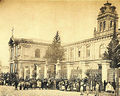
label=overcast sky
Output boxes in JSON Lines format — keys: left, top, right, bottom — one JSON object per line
{"left": 0, "top": 0, "right": 120, "bottom": 66}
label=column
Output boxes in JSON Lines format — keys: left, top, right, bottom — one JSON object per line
{"left": 24, "top": 67, "right": 26, "bottom": 79}
{"left": 101, "top": 60, "right": 111, "bottom": 83}
{"left": 44, "top": 61, "right": 48, "bottom": 79}
{"left": 67, "top": 63, "right": 71, "bottom": 80}
{"left": 18, "top": 64, "right": 22, "bottom": 78}
{"left": 30, "top": 65, "right": 33, "bottom": 78}
{"left": 10, "top": 63, "right": 13, "bottom": 73}
{"left": 83, "top": 45, "right": 86, "bottom": 60}
{"left": 19, "top": 68, "right": 22, "bottom": 78}
{"left": 9, "top": 63, "right": 11, "bottom": 73}
{"left": 36, "top": 65, "right": 40, "bottom": 79}
{"left": 81, "top": 62, "right": 87, "bottom": 79}
{"left": 56, "top": 60, "right": 61, "bottom": 79}
{"left": 13, "top": 63, "right": 15, "bottom": 73}
{"left": 24, "top": 67, "right": 29, "bottom": 79}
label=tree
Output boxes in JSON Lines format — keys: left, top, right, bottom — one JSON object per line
{"left": 103, "top": 20, "right": 120, "bottom": 95}
{"left": 45, "top": 31, "right": 65, "bottom": 63}
{"left": 103, "top": 20, "right": 120, "bottom": 68}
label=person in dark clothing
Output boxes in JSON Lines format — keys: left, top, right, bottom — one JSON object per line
{"left": 14, "top": 79, "right": 19, "bottom": 90}
{"left": 44, "top": 80, "right": 47, "bottom": 89}
{"left": 104, "top": 80, "right": 107, "bottom": 91}
{"left": 41, "top": 80, "right": 44, "bottom": 89}
{"left": 65, "top": 80, "right": 69, "bottom": 91}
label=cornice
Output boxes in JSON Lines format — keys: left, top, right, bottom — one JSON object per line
{"left": 12, "top": 38, "right": 50, "bottom": 46}
{"left": 63, "top": 32, "right": 120, "bottom": 47}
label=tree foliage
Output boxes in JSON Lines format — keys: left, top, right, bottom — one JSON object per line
{"left": 103, "top": 21, "right": 120, "bottom": 68}
{"left": 45, "top": 31, "right": 65, "bottom": 63}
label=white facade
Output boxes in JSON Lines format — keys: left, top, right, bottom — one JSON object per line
{"left": 62, "top": 2, "right": 120, "bottom": 80}
{"left": 9, "top": 38, "right": 49, "bottom": 79}
{"left": 9, "top": 2, "right": 120, "bottom": 81}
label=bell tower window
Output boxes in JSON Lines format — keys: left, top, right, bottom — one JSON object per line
{"left": 103, "top": 21, "right": 106, "bottom": 31}
{"left": 100, "top": 22, "right": 102, "bottom": 32}
{"left": 110, "top": 21, "right": 112, "bottom": 28}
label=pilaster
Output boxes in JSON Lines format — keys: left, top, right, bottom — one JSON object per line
{"left": 101, "top": 60, "right": 111, "bottom": 82}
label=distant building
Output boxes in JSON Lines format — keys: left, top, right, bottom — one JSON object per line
{"left": 0, "top": 61, "right": 9, "bottom": 73}
{"left": 1, "top": 66, "right": 9, "bottom": 73}
{"left": 8, "top": 2, "right": 120, "bottom": 81}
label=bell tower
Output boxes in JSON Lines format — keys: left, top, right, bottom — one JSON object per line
{"left": 94, "top": 2, "right": 119, "bottom": 37}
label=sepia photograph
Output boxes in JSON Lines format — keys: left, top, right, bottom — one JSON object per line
{"left": 0, "top": 0, "right": 120, "bottom": 96}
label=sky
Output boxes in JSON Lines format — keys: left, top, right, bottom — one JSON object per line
{"left": 0, "top": 0, "right": 120, "bottom": 66}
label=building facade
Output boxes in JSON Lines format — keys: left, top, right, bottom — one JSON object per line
{"left": 63, "top": 2, "right": 120, "bottom": 80}
{"left": 0, "top": 66, "right": 9, "bottom": 73}
{"left": 9, "top": 38, "right": 49, "bottom": 79}
{"left": 9, "top": 2, "right": 120, "bottom": 81}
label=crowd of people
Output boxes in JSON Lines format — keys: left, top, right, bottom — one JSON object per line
{"left": 0, "top": 72, "right": 115, "bottom": 94}
{"left": 1, "top": 77, "right": 99, "bottom": 92}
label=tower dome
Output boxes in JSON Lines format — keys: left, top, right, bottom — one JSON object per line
{"left": 98, "top": 2, "right": 117, "bottom": 15}
{"left": 94, "top": 2, "right": 119, "bottom": 38}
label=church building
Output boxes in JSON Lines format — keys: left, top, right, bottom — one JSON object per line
{"left": 8, "top": 2, "right": 120, "bottom": 82}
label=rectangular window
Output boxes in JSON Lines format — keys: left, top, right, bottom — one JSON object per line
{"left": 78, "top": 50, "right": 81, "bottom": 57}
{"left": 103, "top": 21, "right": 106, "bottom": 31}
{"left": 98, "top": 64, "right": 102, "bottom": 70}
{"left": 35, "top": 49, "right": 40, "bottom": 58}
{"left": 100, "top": 22, "right": 102, "bottom": 32}
{"left": 86, "top": 45, "right": 90, "bottom": 58}
{"left": 14, "top": 64, "right": 17, "bottom": 73}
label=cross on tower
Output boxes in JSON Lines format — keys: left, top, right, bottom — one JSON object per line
{"left": 11, "top": 27, "right": 14, "bottom": 38}
{"left": 107, "top": 0, "right": 109, "bottom": 3}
